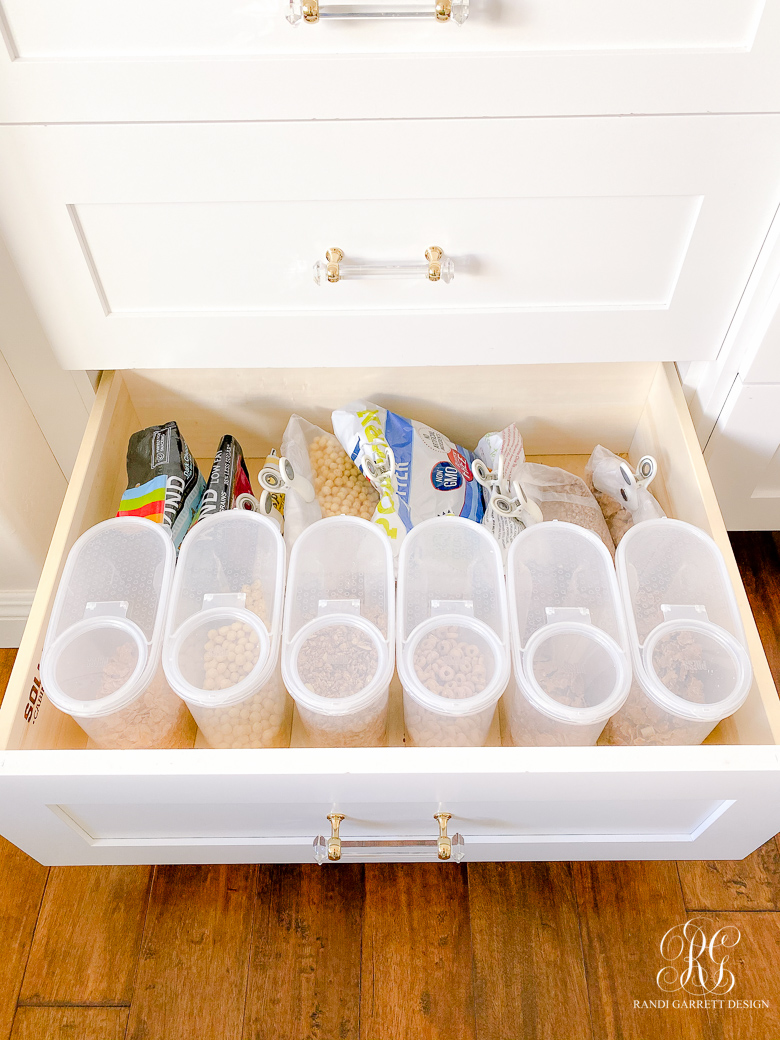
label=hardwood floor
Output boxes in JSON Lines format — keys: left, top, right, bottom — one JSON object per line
{"left": 1, "top": 531, "right": 780, "bottom": 1038}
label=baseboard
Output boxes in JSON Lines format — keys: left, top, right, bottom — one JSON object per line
{"left": 0, "top": 590, "right": 35, "bottom": 648}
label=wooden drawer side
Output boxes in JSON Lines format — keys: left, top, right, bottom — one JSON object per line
{"left": 631, "top": 363, "right": 780, "bottom": 745}
{"left": 0, "top": 371, "right": 137, "bottom": 752}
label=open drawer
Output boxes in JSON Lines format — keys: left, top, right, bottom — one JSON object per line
{"left": 2, "top": 361, "right": 780, "bottom": 866}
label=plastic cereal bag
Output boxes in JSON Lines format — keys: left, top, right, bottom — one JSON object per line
{"left": 280, "top": 414, "right": 379, "bottom": 551}
{"left": 475, "top": 423, "right": 526, "bottom": 478}
{"left": 474, "top": 423, "right": 533, "bottom": 564}
{"left": 585, "top": 444, "right": 665, "bottom": 546}
{"left": 332, "top": 401, "right": 484, "bottom": 559}
{"left": 515, "top": 461, "right": 616, "bottom": 558}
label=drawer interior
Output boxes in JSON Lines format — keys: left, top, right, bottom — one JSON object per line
{"left": 4, "top": 360, "right": 779, "bottom": 754}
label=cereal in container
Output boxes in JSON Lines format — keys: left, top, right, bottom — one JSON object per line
{"left": 163, "top": 511, "right": 292, "bottom": 749}
{"left": 397, "top": 516, "right": 510, "bottom": 747}
{"left": 600, "top": 519, "right": 752, "bottom": 746}
{"left": 282, "top": 516, "right": 394, "bottom": 748}
{"left": 40, "top": 517, "right": 195, "bottom": 750}
{"left": 506, "top": 521, "right": 631, "bottom": 746}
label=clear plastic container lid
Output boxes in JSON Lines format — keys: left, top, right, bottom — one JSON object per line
{"left": 507, "top": 521, "right": 631, "bottom": 725}
{"left": 617, "top": 518, "right": 753, "bottom": 721}
{"left": 41, "top": 517, "right": 176, "bottom": 718}
{"left": 397, "top": 516, "right": 510, "bottom": 717}
{"left": 281, "top": 516, "right": 394, "bottom": 715}
{"left": 163, "top": 511, "right": 285, "bottom": 709}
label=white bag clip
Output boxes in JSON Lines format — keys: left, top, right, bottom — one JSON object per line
{"left": 635, "top": 455, "right": 658, "bottom": 490}
{"left": 362, "top": 445, "right": 396, "bottom": 489}
{"left": 234, "top": 492, "right": 261, "bottom": 512}
{"left": 258, "top": 452, "right": 315, "bottom": 503}
{"left": 605, "top": 455, "right": 658, "bottom": 512}
{"left": 474, "top": 456, "right": 542, "bottom": 528}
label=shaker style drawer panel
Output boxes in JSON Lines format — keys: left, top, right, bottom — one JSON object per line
{"left": 74, "top": 196, "right": 700, "bottom": 315}
{"left": 1, "top": 362, "right": 780, "bottom": 866}
{"left": 0, "top": 0, "right": 763, "bottom": 58}
{"left": 1, "top": 118, "right": 779, "bottom": 369}
{"left": 1, "top": 1, "right": 779, "bottom": 120}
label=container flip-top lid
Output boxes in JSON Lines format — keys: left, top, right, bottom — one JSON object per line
{"left": 163, "top": 510, "right": 285, "bottom": 708}
{"left": 506, "top": 521, "right": 630, "bottom": 724}
{"left": 41, "top": 516, "right": 175, "bottom": 718}
{"left": 281, "top": 516, "right": 394, "bottom": 715}
{"left": 397, "top": 516, "right": 510, "bottom": 715}
{"left": 617, "top": 518, "right": 752, "bottom": 720}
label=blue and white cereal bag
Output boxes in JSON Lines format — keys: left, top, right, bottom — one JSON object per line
{"left": 332, "top": 401, "right": 484, "bottom": 560}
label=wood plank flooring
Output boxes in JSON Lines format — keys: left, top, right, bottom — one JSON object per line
{"left": 1, "top": 530, "right": 780, "bottom": 1039}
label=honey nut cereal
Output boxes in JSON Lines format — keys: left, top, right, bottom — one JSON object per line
{"left": 309, "top": 433, "right": 378, "bottom": 521}
{"left": 405, "top": 625, "right": 495, "bottom": 747}
{"left": 412, "top": 625, "right": 488, "bottom": 700}
{"left": 403, "top": 693, "right": 496, "bottom": 748}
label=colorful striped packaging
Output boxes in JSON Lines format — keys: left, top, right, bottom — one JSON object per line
{"left": 117, "top": 421, "right": 205, "bottom": 548}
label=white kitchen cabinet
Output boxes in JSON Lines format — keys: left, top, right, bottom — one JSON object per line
{"left": 1, "top": 1, "right": 780, "bottom": 121}
{"left": 1, "top": 361, "right": 780, "bottom": 866}
{"left": 0, "top": 0, "right": 778, "bottom": 871}
{"left": 0, "top": 117, "right": 779, "bottom": 371}
{"left": 691, "top": 210, "right": 780, "bottom": 529}
{"left": 705, "top": 381, "right": 780, "bottom": 530}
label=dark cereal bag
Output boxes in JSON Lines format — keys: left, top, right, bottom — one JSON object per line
{"left": 117, "top": 421, "right": 205, "bottom": 548}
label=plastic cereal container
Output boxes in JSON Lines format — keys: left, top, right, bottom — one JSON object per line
{"left": 601, "top": 518, "right": 753, "bottom": 746}
{"left": 281, "top": 516, "right": 394, "bottom": 747}
{"left": 397, "top": 516, "right": 510, "bottom": 747}
{"left": 506, "top": 522, "right": 631, "bottom": 746}
{"left": 163, "top": 511, "right": 292, "bottom": 749}
{"left": 40, "top": 517, "right": 195, "bottom": 750}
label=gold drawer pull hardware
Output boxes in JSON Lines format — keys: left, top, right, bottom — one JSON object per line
{"left": 313, "top": 246, "right": 454, "bottom": 285}
{"left": 326, "top": 812, "right": 345, "bottom": 861}
{"left": 314, "top": 811, "right": 465, "bottom": 863}
{"left": 325, "top": 247, "right": 343, "bottom": 283}
{"left": 434, "top": 811, "right": 453, "bottom": 860}
{"left": 289, "top": 0, "right": 468, "bottom": 26}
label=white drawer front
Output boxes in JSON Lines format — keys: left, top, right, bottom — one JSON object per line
{"left": 1, "top": 118, "right": 779, "bottom": 369}
{"left": 1, "top": 1, "right": 779, "bottom": 120}
{"left": 0, "top": 0, "right": 763, "bottom": 58}
{"left": 2, "top": 747, "right": 780, "bottom": 866}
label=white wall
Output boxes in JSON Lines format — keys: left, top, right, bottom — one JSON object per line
{"left": 0, "top": 351, "right": 68, "bottom": 643}
{"left": 0, "top": 233, "right": 91, "bottom": 645}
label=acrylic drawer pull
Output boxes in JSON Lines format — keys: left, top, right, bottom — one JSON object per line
{"left": 314, "top": 811, "right": 465, "bottom": 862}
{"left": 289, "top": 0, "right": 468, "bottom": 25}
{"left": 313, "top": 246, "right": 454, "bottom": 284}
